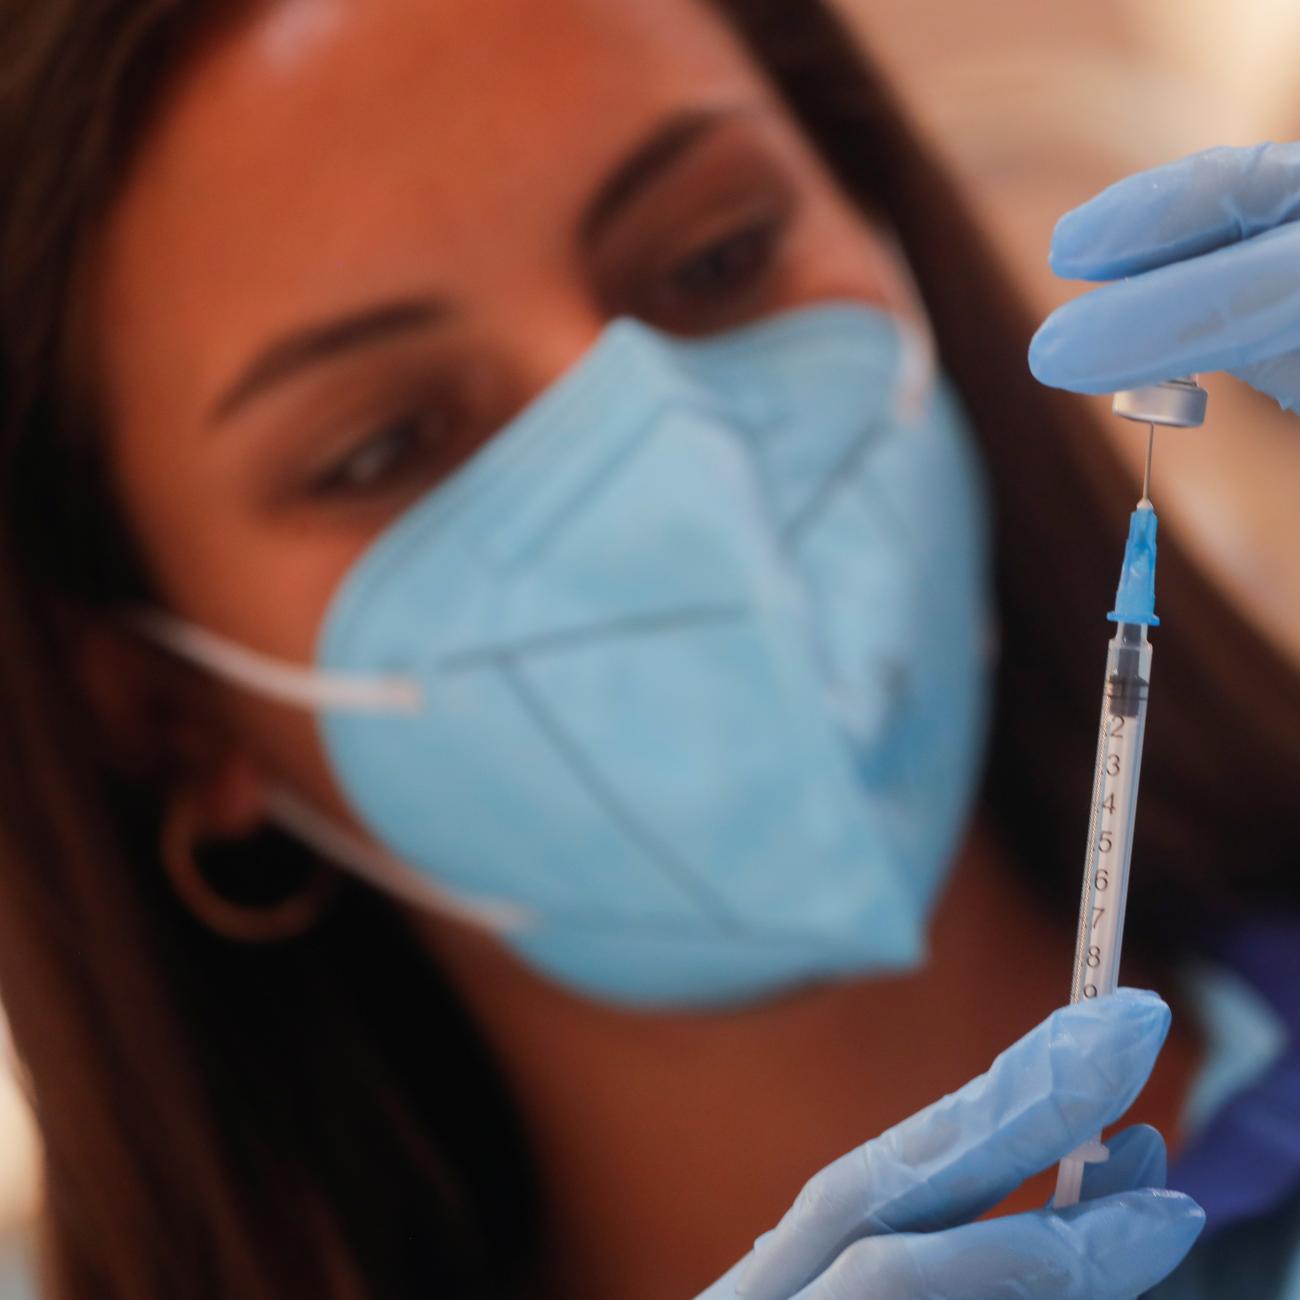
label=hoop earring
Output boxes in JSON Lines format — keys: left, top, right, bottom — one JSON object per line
{"left": 161, "top": 792, "right": 339, "bottom": 944}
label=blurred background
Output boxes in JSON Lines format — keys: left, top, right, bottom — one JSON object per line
{"left": 850, "top": 0, "right": 1300, "bottom": 671}
{"left": 0, "top": 1017, "right": 36, "bottom": 1297}
{"left": 2, "top": 1, "right": 1298, "bottom": 1290}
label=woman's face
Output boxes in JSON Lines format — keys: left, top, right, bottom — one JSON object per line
{"left": 93, "top": 0, "right": 914, "bottom": 837}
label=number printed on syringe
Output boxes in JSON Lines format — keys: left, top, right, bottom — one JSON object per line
{"left": 1071, "top": 646, "right": 1148, "bottom": 1010}
{"left": 1081, "top": 707, "right": 1135, "bottom": 999}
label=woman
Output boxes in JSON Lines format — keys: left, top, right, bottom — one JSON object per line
{"left": 0, "top": 1, "right": 1297, "bottom": 1296}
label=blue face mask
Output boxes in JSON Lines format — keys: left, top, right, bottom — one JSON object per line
{"left": 145, "top": 303, "right": 992, "bottom": 1008}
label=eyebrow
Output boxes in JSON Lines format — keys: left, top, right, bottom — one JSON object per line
{"left": 209, "top": 109, "right": 740, "bottom": 424}
{"left": 209, "top": 297, "right": 450, "bottom": 424}
{"left": 579, "top": 108, "right": 742, "bottom": 246}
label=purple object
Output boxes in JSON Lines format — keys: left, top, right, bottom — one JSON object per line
{"left": 1170, "top": 917, "right": 1300, "bottom": 1231}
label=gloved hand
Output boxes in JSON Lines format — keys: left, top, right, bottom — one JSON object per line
{"left": 1029, "top": 141, "right": 1300, "bottom": 409}
{"left": 697, "top": 990, "right": 1204, "bottom": 1299}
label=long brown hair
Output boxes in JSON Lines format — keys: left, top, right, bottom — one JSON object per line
{"left": 1, "top": 2, "right": 1297, "bottom": 1297}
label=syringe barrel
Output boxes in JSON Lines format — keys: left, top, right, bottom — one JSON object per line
{"left": 1054, "top": 622, "right": 1153, "bottom": 1209}
{"left": 1067, "top": 621, "right": 1151, "bottom": 1005}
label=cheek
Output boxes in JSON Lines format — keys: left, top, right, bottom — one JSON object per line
{"left": 162, "top": 516, "right": 375, "bottom": 833}
{"left": 112, "top": 410, "right": 362, "bottom": 661}
{"left": 175, "top": 523, "right": 372, "bottom": 827}
{"left": 760, "top": 126, "right": 919, "bottom": 319}
{"left": 110, "top": 428, "right": 374, "bottom": 824}
{"left": 780, "top": 190, "right": 920, "bottom": 325}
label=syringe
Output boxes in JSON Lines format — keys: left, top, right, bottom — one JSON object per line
{"left": 1052, "top": 378, "right": 1207, "bottom": 1210}
{"left": 1052, "top": 509, "right": 1156, "bottom": 1207}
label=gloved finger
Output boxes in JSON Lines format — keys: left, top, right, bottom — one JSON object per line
{"left": 788, "top": 1190, "right": 1205, "bottom": 1300}
{"left": 736, "top": 990, "right": 1171, "bottom": 1300}
{"left": 1028, "top": 220, "right": 1300, "bottom": 398}
{"left": 1050, "top": 142, "right": 1300, "bottom": 281}
{"left": 694, "top": 1258, "right": 753, "bottom": 1299}
{"left": 1078, "top": 1124, "right": 1167, "bottom": 1202}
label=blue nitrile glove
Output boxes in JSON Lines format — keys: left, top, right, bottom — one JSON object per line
{"left": 1029, "top": 142, "right": 1300, "bottom": 409}
{"left": 696, "top": 990, "right": 1204, "bottom": 1299}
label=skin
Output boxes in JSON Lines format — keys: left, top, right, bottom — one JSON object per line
{"left": 90, "top": 0, "right": 1200, "bottom": 1294}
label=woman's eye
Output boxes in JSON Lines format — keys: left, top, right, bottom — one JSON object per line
{"left": 664, "top": 216, "right": 785, "bottom": 305}
{"left": 307, "top": 411, "right": 451, "bottom": 499}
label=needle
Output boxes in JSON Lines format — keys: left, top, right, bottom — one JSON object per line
{"left": 1140, "top": 422, "right": 1155, "bottom": 506}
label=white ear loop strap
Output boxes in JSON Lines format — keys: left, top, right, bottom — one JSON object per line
{"left": 893, "top": 315, "right": 937, "bottom": 425}
{"left": 265, "top": 787, "right": 535, "bottom": 935}
{"left": 130, "top": 611, "right": 531, "bottom": 935}
{"left": 132, "top": 610, "right": 423, "bottom": 715}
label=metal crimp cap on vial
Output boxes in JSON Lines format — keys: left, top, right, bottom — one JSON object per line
{"left": 1111, "top": 377, "right": 1208, "bottom": 428}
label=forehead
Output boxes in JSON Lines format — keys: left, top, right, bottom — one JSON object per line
{"left": 145, "top": 0, "right": 770, "bottom": 198}
{"left": 93, "top": 0, "right": 777, "bottom": 400}
{"left": 177, "top": 0, "right": 768, "bottom": 193}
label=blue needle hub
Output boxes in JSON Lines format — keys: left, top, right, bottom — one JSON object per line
{"left": 1108, "top": 502, "right": 1160, "bottom": 627}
